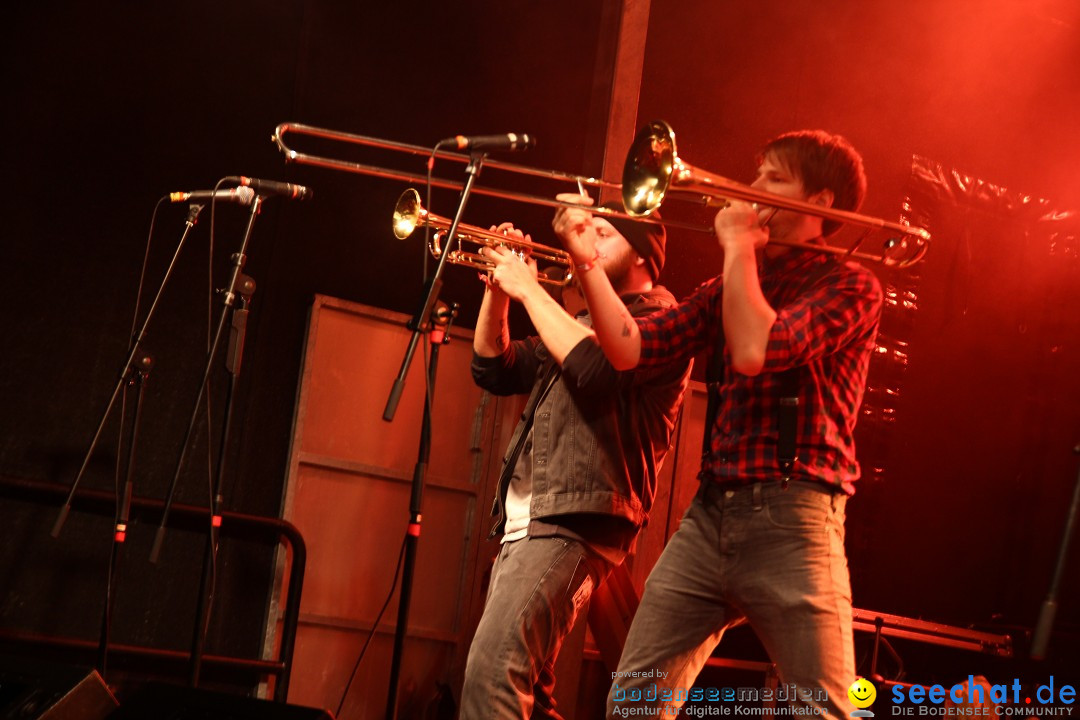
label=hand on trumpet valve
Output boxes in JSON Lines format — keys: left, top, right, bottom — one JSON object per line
{"left": 490, "top": 222, "right": 530, "bottom": 244}
{"left": 479, "top": 244, "right": 539, "bottom": 302}
{"left": 714, "top": 199, "right": 769, "bottom": 252}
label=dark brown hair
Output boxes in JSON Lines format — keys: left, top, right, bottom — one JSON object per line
{"left": 759, "top": 130, "right": 867, "bottom": 237}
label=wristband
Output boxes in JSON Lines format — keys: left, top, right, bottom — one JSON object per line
{"left": 576, "top": 252, "right": 601, "bottom": 272}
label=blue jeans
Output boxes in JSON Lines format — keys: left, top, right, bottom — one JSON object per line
{"left": 462, "top": 536, "right": 615, "bottom": 719}
{"left": 607, "top": 481, "right": 856, "bottom": 717}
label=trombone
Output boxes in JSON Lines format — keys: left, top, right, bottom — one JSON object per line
{"left": 622, "top": 120, "right": 931, "bottom": 268}
{"left": 393, "top": 189, "right": 574, "bottom": 286}
{"left": 273, "top": 121, "right": 931, "bottom": 267}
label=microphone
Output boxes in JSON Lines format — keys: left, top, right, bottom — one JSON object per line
{"left": 444, "top": 133, "right": 535, "bottom": 153}
{"left": 230, "top": 176, "right": 312, "bottom": 201}
{"left": 169, "top": 186, "right": 256, "bottom": 205}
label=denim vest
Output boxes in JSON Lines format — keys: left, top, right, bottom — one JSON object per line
{"left": 472, "top": 287, "right": 691, "bottom": 540}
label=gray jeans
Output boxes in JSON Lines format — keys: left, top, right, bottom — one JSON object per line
{"left": 461, "top": 535, "right": 615, "bottom": 719}
{"left": 607, "top": 481, "right": 855, "bottom": 717}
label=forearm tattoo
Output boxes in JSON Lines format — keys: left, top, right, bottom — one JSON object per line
{"left": 497, "top": 319, "right": 509, "bottom": 351}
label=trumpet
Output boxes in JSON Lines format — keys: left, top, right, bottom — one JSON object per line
{"left": 392, "top": 189, "right": 574, "bottom": 286}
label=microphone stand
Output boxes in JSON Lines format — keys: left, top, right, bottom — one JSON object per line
{"left": 145, "top": 197, "right": 263, "bottom": 690}
{"left": 52, "top": 203, "right": 205, "bottom": 537}
{"left": 383, "top": 153, "right": 485, "bottom": 422}
{"left": 187, "top": 273, "right": 256, "bottom": 686}
{"left": 382, "top": 153, "right": 485, "bottom": 720}
{"left": 150, "top": 195, "right": 262, "bottom": 562}
{"left": 1030, "top": 443, "right": 1080, "bottom": 660}
{"left": 383, "top": 302, "right": 458, "bottom": 720}
{"left": 97, "top": 352, "right": 153, "bottom": 678}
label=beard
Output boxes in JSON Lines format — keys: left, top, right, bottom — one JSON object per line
{"left": 601, "top": 247, "right": 637, "bottom": 293}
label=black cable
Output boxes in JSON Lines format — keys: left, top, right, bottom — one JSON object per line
{"left": 880, "top": 636, "right": 905, "bottom": 682}
{"left": 99, "top": 379, "right": 128, "bottom": 680}
{"left": 420, "top": 142, "right": 448, "bottom": 440}
{"left": 197, "top": 177, "right": 234, "bottom": 653}
{"left": 336, "top": 535, "right": 409, "bottom": 717}
{"left": 360, "top": 139, "right": 449, "bottom": 717}
{"left": 99, "top": 194, "right": 169, "bottom": 678}
{"left": 423, "top": 143, "right": 445, "bottom": 282}
{"left": 419, "top": 105, "right": 442, "bottom": 435}
{"left": 128, "top": 197, "right": 169, "bottom": 344}
{"left": 858, "top": 633, "right": 905, "bottom": 683}
{"left": 203, "top": 180, "right": 227, "bottom": 621}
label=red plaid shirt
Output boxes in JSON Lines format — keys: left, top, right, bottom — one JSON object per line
{"left": 637, "top": 249, "right": 883, "bottom": 494}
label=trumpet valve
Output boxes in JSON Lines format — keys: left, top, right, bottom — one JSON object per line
{"left": 429, "top": 230, "right": 447, "bottom": 258}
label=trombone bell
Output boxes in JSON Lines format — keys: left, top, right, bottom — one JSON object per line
{"left": 622, "top": 120, "right": 678, "bottom": 217}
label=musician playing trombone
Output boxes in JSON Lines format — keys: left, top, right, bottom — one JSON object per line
{"left": 460, "top": 213, "right": 691, "bottom": 718}
{"left": 552, "top": 130, "right": 883, "bottom": 717}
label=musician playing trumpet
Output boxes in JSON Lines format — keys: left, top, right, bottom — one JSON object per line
{"left": 460, "top": 213, "right": 690, "bottom": 719}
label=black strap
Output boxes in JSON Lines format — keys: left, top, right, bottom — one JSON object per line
{"left": 498, "top": 360, "right": 560, "bottom": 487}
{"left": 488, "top": 360, "right": 561, "bottom": 535}
{"left": 776, "top": 258, "right": 839, "bottom": 484}
{"left": 701, "top": 258, "right": 839, "bottom": 484}
{"left": 776, "top": 367, "right": 800, "bottom": 484}
{"left": 700, "top": 327, "right": 726, "bottom": 464}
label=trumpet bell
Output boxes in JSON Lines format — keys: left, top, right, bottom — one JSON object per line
{"left": 393, "top": 188, "right": 423, "bottom": 240}
{"left": 622, "top": 120, "right": 678, "bottom": 217}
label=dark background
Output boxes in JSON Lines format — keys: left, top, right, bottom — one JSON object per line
{"left": 1, "top": 0, "right": 1077, "bottom": 701}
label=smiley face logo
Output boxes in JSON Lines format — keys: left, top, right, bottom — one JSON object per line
{"left": 848, "top": 678, "right": 877, "bottom": 713}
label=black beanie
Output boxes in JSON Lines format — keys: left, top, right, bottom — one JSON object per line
{"left": 599, "top": 202, "right": 667, "bottom": 281}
